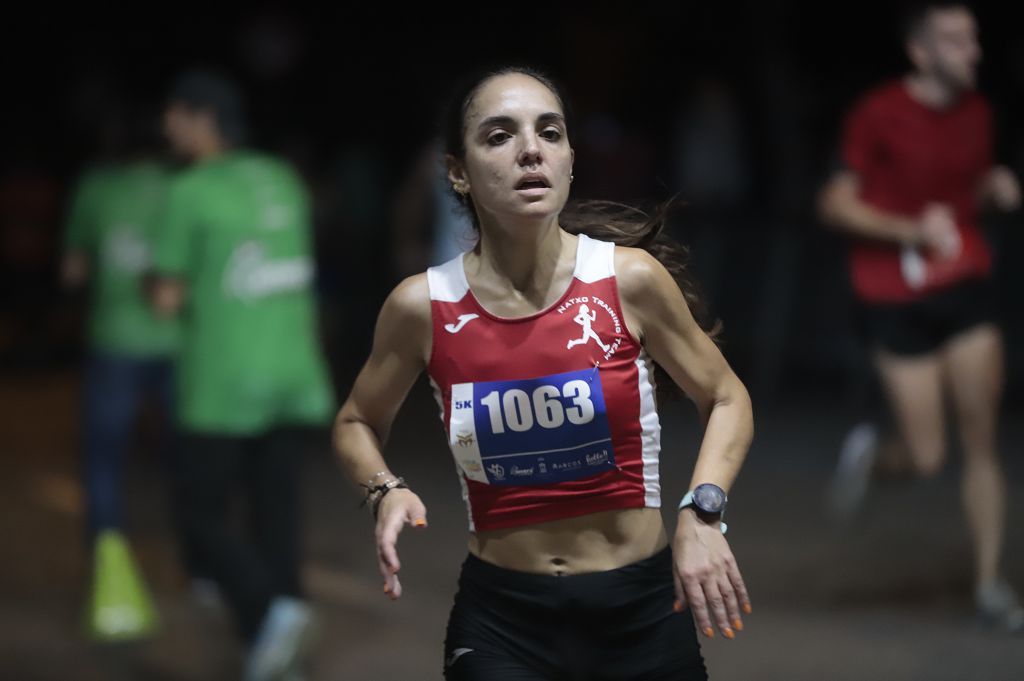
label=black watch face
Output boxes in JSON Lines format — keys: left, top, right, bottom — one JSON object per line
{"left": 693, "top": 484, "right": 726, "bottom": 514}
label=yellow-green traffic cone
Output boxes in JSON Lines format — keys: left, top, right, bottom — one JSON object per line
{"left": 86, "top": 529, "right": 159, "bottom": 641}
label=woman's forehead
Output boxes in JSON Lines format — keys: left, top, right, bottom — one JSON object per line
{"left": 467, "top": 74, "right": 563, "bottom": 123}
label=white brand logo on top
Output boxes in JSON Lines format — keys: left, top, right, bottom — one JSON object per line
{"left": 445, "top": 313, "right": 479, "bottom": 334}
{"left": 558, "top": 296, "right": 623, "bottom": 361}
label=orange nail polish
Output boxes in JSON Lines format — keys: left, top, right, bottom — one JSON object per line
{"left": 733, "top": 619, "right": 744, "bottom": 631}
{"left": 743, "top": 603, "right": 753, "bottom": 615}
{"left": 383, "top": 585, "right": 390, "bottom": 593}
{"left": 672, "top": 600, "right": 683, "bottom": 613}
{"left": 704, "top": 627, "right": 714, "bottom": 638}
{"left": 414, "top": 519, "right": 427, "bottom": 527}
{"left": 724, "top": 628, "right": 735, "bottom": 639}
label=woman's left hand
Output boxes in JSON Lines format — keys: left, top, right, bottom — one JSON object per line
{"left": 672, "top": 508, "right": 751, "bottom": 640}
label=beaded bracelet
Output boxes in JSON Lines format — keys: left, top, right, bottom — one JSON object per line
{"left": 361, "top": 476, "right": 409, "bottom": 519}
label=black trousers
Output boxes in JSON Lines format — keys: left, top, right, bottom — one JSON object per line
{"left": 443, "top": 546, "right": 708, "bottom": 681}
{"left": 174, "top": 428, "right": 304, "bottom": 641}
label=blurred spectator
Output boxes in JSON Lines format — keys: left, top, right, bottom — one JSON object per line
{"left": 61, "top": 97, "right": 174, "bottom": 641}
{"left": 151, "top": 69, "right": 334, "bottom": 679}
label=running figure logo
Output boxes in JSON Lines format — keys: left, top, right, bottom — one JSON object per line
{"left": 566, "top": 304, "right": 609, "bottom": 352}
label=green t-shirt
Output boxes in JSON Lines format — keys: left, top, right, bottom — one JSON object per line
{"left": 153, "top": 151, "right": 334, "bottom": 435}
{"left": 64, "top": 161, "right": 180, "bottom": 356}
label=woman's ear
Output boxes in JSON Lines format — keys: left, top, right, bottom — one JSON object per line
{"left": 445, "top": 154, "right": 469, "bottom": 195}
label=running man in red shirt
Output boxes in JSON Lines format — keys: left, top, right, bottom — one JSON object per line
{"left": 819, "top": 2, "right": 1022, "bottom": 631}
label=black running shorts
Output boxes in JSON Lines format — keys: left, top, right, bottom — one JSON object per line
{"left": 443, "top": 546, "right": 707, "bottom": 681}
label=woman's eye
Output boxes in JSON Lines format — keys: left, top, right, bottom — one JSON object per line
{"left": 541, "top": 128, "right": 562, "bottom": 141}
{"left": 487, "top": 132, "right": 511, "bottom": 145}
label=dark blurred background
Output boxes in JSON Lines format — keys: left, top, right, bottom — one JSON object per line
{"left": 4, "top": 1, "right": 1023, "bottom": 396}
{"left": 1, "top": 3, "right": 1023, "bottom": 680}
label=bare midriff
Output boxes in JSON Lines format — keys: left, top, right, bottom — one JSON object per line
{"left": 468, "top": 507, "right": 668, "bottom": 576}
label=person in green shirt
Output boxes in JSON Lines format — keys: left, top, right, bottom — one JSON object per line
{"left": 150, "top": 70, "right": 333, "bottom": 681}
{"left": 63, "top": 101, "right": 179, "bottom": 641}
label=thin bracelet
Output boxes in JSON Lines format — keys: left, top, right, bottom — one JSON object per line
{"left": 362, "top": 476, "right": 407, "bottom": 515}
{"left": 370, "top": 481, "right": 410, "bottom": 519}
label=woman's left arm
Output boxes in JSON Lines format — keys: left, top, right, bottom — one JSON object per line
{"left": 617, "top": 246, "right": 754, "bottom": 641}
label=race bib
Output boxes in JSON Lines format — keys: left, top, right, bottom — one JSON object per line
{"left": 448, "top": 368, "right": 616, "bottom": 486}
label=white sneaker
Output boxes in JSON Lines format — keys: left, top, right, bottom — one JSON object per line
{"left": 826, "top": 422, "right": 879, "bottom": 520}
{"left": 245, "top": 597, "right": 316, "bottom": 681}
{"left": 977, "top": 579, "right": 1024, "bottom": 633}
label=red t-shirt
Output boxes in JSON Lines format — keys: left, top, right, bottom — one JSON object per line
{"left": 841, "top": 79, "right": 993, "bottom": 303}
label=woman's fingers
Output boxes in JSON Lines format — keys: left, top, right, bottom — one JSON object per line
{"left": 679, "top": 552, "right": 749, "bottom": 638}
{"left": 407, "top": 498, "right": 428, "bottom": 528}
{"left": 725, "top": 556, "right": 752, "bottom": 615}
{"left": 682, "top": 573, "right": 714, "bottom": 638}
{"left": 377, "top": 512, "right": 404, "bottom": 573}
{"left": 376, "top": 495, "right": 429, "bottom": 600}
{"left": 376, "top": 512, "right": 406, "bottom": 598}
{"left": 673, "top": 569, "right": 687, "bottom": 614}
{"left": 717, "top": 573, "right": 743, "bottom": 634}
{"left": 701, "top": 579, "right": 733, "bottom": 639}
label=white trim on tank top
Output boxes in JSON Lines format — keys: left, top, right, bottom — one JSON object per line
{"left": 635, "top": 348, "right": 662, "bottom": 507}
{"left": 425, "top": 233, "right": 615, "bottom": 303}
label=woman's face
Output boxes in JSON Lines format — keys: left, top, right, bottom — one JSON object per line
{"left": 449, "top": 73, "right": 574, "bottom": 228}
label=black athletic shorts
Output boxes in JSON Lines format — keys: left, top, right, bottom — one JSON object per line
{"left": 857, "top": 278, "right": 997, "bottom": 356}
{"left": 442, "top": 546, "right": 707, "bottom": 681}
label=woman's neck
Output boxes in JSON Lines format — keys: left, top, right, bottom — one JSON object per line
{"left": 474, "top": 215, "right": 570, "bottom": 296}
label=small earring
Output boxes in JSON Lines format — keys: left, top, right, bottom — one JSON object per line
{"left": 453, "top": 183, "right": 466, "bottom": 195}
{"left": 569, "top": 173, "right": 574, "bottom": 183}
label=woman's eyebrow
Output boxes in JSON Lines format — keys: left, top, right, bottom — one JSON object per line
{"left": 477, "top": 115, "right": 517, "bottom": 131}
{"left": 477, "top": 112, "right": 565, "bottom": 131}
{"left": 537, "top": 112, "right": 565, "bottom": 125}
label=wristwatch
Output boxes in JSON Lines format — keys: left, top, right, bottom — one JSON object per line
{"left": 678, "top": 483, "right": 728, "bottom": 534}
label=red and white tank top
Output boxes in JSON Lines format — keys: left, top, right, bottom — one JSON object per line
{"left": 426, "top": 234, "right": 662, "bottom": 532}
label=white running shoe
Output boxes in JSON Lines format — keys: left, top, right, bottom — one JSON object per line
{"left": 977, "top": 579, "right": 1024, "bottom": 633}
{"left": 826, "top": 422, "right": 879, "bottom": 520}
{"left": 244, "top": 597, "right": 317, "bottom": 681}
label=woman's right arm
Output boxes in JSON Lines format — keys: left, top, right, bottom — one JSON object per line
{"left": 333, "top": 273, "right": 432, "bottom": 599}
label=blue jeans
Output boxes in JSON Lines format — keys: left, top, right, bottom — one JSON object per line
{"left": 82, "top": 352, "right": 174, "bottom": 534}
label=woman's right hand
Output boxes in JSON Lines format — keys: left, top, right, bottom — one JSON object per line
{"left": 374, "top": 488, "right": 428, "bottom": 600}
